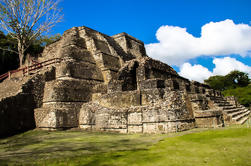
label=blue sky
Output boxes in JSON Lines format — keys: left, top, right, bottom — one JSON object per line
{"left": 53, "top": 0, "right": 251, "bottom": 82}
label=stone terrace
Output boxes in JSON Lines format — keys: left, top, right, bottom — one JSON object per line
{"left": 0, "top": 26, "right": 250, "bottom": 137}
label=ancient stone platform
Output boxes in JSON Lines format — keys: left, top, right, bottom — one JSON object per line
{"left": 0, "top": 26, "right": 250, "bottom": 136}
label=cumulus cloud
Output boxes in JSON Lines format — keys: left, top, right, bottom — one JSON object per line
{"left": 146, "top": 19, "right": 251, "bottom": 66}
{"left": 179, "top": 63, "right": 213, "bottom": 83}
{"left": 178, "top": 57, "right": 251, "bottom": 83}
{"left": 212, "top": 57, "right": 251, "bottom": 76}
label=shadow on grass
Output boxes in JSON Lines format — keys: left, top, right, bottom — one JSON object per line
{"left": 2, "top": 126, "right": 250, "bottom": 165}
{"left": 0, "top": 130, "right": 155, "bottom": 164}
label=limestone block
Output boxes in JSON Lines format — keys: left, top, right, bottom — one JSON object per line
{"left": 136, "top": 66, "right": 147, "bottom": 82}
{"left": 101, "top": 53, "right": 121, "bottom": 71}
{"left": 59, "top": 45, "right": 95, "bottom": 63}
{"left": 141, "top": 89, "right": 164, "bottom": 105}
{"left": 194, "top": 110, "right": 223, "bottom": 128}
{"left": 107, "top": 80, "right": 123, "bottom": 93}
{"left": 139, "top": 79, "right": 165, "bottom": 90}
{"left": 194, "top": 110, "right": 222, "bottom": 118}
{"left": 95, "top": 109, "right": 128, "bottom": 130}
{"left": 142, "top": 108, "right": 175, "bottom": 123}
{"left": 93, "top": 52, "right": 121, "bottom": 71}
{"left": 226, "top": 96, "right": 238, "bottom": 107}
{"left": 35, "top": 108, "right": 57, "bottom": 128}
{"left": 101, "top": 69, "right": 118, "bottom": 83}
{"left": 56, "top": 61, "right": 104, "bottom": 81}
{"left": 43, "top": 102, "right": 83, "bottom": 109}
{"left": 94, "top": 39, "right": 111, "bottom": 55}
{"left": 143, "top": 121, "right": 195, "bottom": 134}
{"left": 112, "top": 34, "right": 127, "bottom": 52}
{"left": 163, "top": 91, "right": 189, "bottom": 110}
{"left": 142, "top": 123, "right": 158, "bottom": 133}
{"left": 142, "top": 108, "right": 161, "bottom": 123}
{"left": 41, "top": 41, "right": 60, "bottom": 60}
{"left": 176, "top": 121, "right": 196, "bottom": 131}
{"left": 128, "top": 39, "right": 146, "bottom": 59}
{"left": 142, "top": 122, "right": 175, "bottom": 134}
{"left": 112, "top": 33, "right": 146, "bottom": 59}
{"left": 61, "top": 28, "right": 86, "bottom": 48}
{"left": 128, "top": 125, "right": 143, "bottom": 133}
{"left": 102, "top": 128, "right": 128, "bottom": 133}
{"left": 79, "top": 104, "right": 96, "bottom": 126}
{"left": 189, "top": 93, "right": 209, "bottom": 110}
{"left": 34, "top": 107, "right": 79, "bottom": 129}
{"left": 93, "top": 84, "right": 108, "bottom": 94}
{"left": 78, "top": 26, "right": 97, "bottom": 38}
{"left": 142, "top": 57, "right": 178, "bottom": 77}
{"left": 128, "top": 110, "right": 142, "bottom": 125}
{"left": 195, "top": 117, "right": 222, "bottom": 128}
{"left": 96, "top": 91, "right": 141, "bottom": 108}
{"left": 43, "top": 80, "right": 94, "bottom": 102}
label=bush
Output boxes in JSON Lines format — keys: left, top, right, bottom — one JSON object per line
{"left": 222, "top": 85, "right": 251, "bottom": 107}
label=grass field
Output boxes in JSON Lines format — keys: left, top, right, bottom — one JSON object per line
{"left": 0, "top": 124, "right": 251, "bottom": 166}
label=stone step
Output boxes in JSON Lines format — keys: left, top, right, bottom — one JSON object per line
{"left": 208, "top": 96, "right": 225, "bottom": 100}
{"left": 233, "top": 110, "right": 250, "bottom": 122}
{"left": 223, "top": 105, "right": 238, "bottom": 110}
{"left": 224, "top": 108, "right": 244, "bottom": 114}
{"left": 229, "top": 109, "right": 249, "bottom": 118}
{"left": 217, "top": 103, "right": 233, "bottom": 107}
{"left": 213, "top": 100, "right": 229, "bottom": 104}
{"left": 239, "top": 106, "right": 247, "bottom": 110}
{"left": 238, "top": 114, "right": 250, "bottom": 125}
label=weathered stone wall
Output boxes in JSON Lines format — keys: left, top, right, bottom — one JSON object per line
{"left": 112, "top": 32, "right": 147, "bottom": 60}
{"left": 79, "top": 101, "right": 196, "bottom": 134}
{"left": 34, "top": 27, "right": 105, "bottom": 130}
{"left": 226, "top": 96, "right": 238, "bottom": 107}
{"left": 0, "top": 93, "right": 36, "bottom": 137}
{"left": 0, "top": 67, "right": 55, "bottom": 137}
{"left": 194, "top": 110, "right": 223, "bottom": 128}
{"left": 82, "top": 80, "right": 196, "bottom": 134}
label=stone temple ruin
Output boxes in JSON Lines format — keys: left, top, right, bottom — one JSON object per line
{"left": 0, "top": 26, "right": 250, "bottom": 137}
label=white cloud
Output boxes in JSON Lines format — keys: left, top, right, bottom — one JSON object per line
{"left": 146, "top": 19, "right": 251, "bottom": 66}
{"left": 212, "top": 57, "right": 251, "bottom": 76}
{"left": 178, "top": 57, "right": 251, "bottom": 83}
{"left": 179, "top": 63, "right": 213, "bottom": 83}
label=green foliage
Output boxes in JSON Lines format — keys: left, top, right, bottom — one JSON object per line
{"left": 0, "top": 31, "right": 61, "bottom": 75}
{"left": 204, "top": 75, "right": 226, "bottom": 91}
{"left": 1, "top": 127, "right": 251, "bottom": 165}
{"left": 204, "top": 70, "right": 250, "bottom": 106}
{"left": 0, "top": 0, "right": 62, "bottom": 66}
{"left": 223, "top": 85, "right": 251, "bottom": 107}
{"left": 225, "top": 70, "right": 250, "bottom": 88}
{"left": 0, "top": 31, "right": 19, "bottom": 75}
{"left": 204, "top": 70, "right": 250, "bottom": 91}
{"left": 40, "top": 33, "right": 61, "bottom": 46}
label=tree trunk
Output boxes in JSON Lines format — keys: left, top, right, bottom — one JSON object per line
{"left": 17, "top": 40, "right": 25, "bottom": 67}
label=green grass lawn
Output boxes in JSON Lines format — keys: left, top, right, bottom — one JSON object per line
{"left": 0, "top": 125, "right": 251, "bottom": 166}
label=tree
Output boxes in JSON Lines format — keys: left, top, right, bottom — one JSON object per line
{"left": 0, "top": 30, "right": 61, "bottom": 75}
{"left": 223, "top": 85, "right": 251, "bottom": 107}
{"left": 0, "top": 30, "right": 19, "bottom": 74}
{"left": 225, "top": 70, "right": 250, "bottom": 88}
{"left": 204, "top": 75, "right": 227, "bottom": 91}
{"left": 204, "top": 70, "right": 250, "bottom": 91}
{"left": 0, "top": 0, "right": 63, "bottom": 67}
{"left": 40, "top": 33, "right": 61, "bottom": 47}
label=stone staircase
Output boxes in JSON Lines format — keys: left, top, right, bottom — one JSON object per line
{"left": 208, "top": 96, "right": 250, "bottom": 125}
